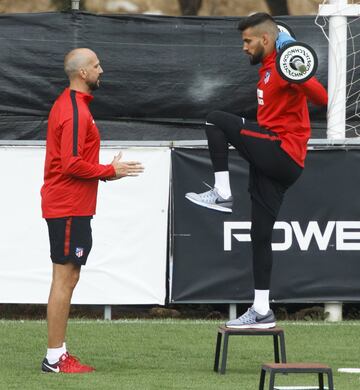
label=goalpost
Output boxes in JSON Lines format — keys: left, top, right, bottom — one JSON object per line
{"left": 316, "top": 0, "right": 360, "bottom": 321}
{"left": 317, "top": 0, "right": 360, "bottom": 139}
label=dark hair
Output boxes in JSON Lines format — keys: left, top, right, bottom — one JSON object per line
{"left": 237, "top": 12, "right": 276, "bottom": 32}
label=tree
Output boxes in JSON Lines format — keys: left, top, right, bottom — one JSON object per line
{"left": 178, "top": 0, "right": 202, "bottom": 16}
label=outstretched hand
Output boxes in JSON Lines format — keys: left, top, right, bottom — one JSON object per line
{"left": 110, "top": 151, "right": 144, "bottom": 180}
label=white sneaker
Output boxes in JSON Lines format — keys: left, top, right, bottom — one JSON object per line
{"left": 225, "top": 307, "right": 276, "bottom": 329}
{"left": 185, "top": 184, "right": 233, "bottom": 213}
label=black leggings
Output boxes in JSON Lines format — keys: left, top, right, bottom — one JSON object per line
{"left": 250, "top": 200, "right": 275, "bottom": 289}
{"left": 205, "top": 110, "right": 302, "bottom": 289}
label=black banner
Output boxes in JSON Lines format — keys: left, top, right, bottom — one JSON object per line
{"left": 0, "top": 12, "right": 335, "bottom": 140}
{"left": 171, "top": 148, "right": 360, "bottom": 303}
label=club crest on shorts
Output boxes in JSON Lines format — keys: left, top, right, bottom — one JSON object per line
{"left": 75, "top": 247, "right": 84, "bottom": 258}
{"left": 264, "top": 71, "right": 271, "bottom": 84}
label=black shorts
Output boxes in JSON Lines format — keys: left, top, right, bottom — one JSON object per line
{"left": 239, "top": 120, "right": 303, "bottom": 217}
{"left": 46, "top": 216, "right": 93, "bottom": 266}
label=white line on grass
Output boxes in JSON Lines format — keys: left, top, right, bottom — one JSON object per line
{"left": 338, "top": 368, "right": 360, "bottom": 373}
{"left": 1, "top": 319, "right": 360, "bottom": 326}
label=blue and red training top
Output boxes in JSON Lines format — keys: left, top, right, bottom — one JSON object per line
{"left": 41, "top": 88, "right": 115, "bottom": 218}
{"left": 256, "top": 50, "right": 328, "bottom": 167}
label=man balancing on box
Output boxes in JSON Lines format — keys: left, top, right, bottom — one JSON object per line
{"left": 40, "top": 48, "right": 144, "bottom": 373}
{"left": 185, "top": 13, "right": 328, "bottom": 329}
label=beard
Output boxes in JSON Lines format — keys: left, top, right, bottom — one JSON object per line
{"left": 249, "top": 45, "right": 264, "bottom": 65}
{"left": 87, "top": 78, "right": 100, "bottom": 91}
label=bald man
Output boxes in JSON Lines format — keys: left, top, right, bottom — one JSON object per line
{"left": 41, "top": 48, "right": 144, "bottom": 373}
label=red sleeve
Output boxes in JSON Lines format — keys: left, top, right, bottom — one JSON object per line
{"left": 60, "top": 109, "right": 115, "bottom": 180}
{"left": 291, "top": 77, "right": 328, "bottom": 106}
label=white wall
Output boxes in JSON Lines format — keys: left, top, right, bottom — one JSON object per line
{"left": 0, "top": 146, "right": 170, "bottom": 304}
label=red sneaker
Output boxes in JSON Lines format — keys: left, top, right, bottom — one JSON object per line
{"left": 42, "top": 352, "right": 95, "bottom": 373}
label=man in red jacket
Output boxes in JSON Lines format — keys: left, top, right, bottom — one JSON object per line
{"left": 186, "top": 13, "right": 328, "bottom": 329}
{"left": 41, "top": 48, "right": 144, "bottom": 373}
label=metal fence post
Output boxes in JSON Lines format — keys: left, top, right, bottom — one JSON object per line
{"left": 229, "top": 304, "right": 237, "bottom": 320}
{"left": 325, "top": 302, "right": 342, "bottom": 322}
{"left": 104, "top": 305, "right": 112, "bottom": 320}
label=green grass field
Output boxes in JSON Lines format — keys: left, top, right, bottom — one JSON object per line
{"left": 1, "top": 319, "right": 360, "bottom": 389}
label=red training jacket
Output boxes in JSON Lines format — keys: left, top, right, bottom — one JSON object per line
{"left": 257, "top": 50, "right": 328, "bottom": 167}
{"left": 41, "top": 88, "right": 115, "bottom": 218}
